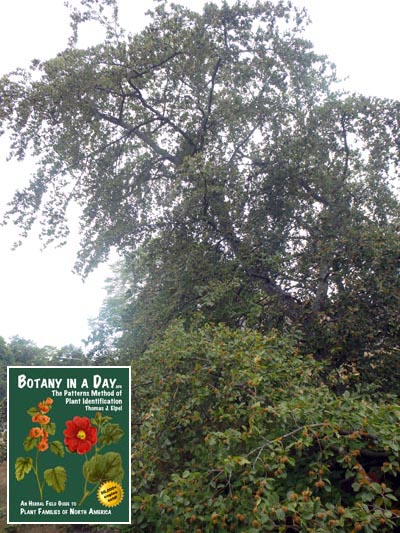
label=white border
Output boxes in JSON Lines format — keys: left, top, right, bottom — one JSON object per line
{"left": 7, "top": 365, "right": 131, "bottom": 525}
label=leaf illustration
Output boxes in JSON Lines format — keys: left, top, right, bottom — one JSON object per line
{"left": 91, "top": 411, "right": 112, "bottom": 427}
{"left": 15, "top": 457, "right": 33, "bottom": 481}
{"left": 99, "top": 423, "right": 124, "bottom": 445}
{"left": 44, "top": 466, "right": 67, "bottom": 493}
{"left": 27, "top": 406, "right": 40, "bottom": 417}
{"left": 83, "top": 452, "right": 123, "bottom": 484}
{"left": 23, "top": 435, "right": 39, "bottom": 451}
{"left": 43, "top": 421, "right": 56, "bottom": 435}
{"left": 50, "top": 440, "right": 65, "bottom": 457}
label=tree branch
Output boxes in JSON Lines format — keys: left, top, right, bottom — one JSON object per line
{"left": 126, "top": 80, "right": 196, "bottom": 149}
{"left": 312, "top": 265, "right": 331, "bottom": 314}
{"left": 205, "top": 199, "right": 301, "bottom": 321}
{"left": 128, "top": 51, "right": 183, "bottom": 80}
{"left": 340, "top": 112, "right": 350, "bottom": 183}
{"left": 96, "top": 110, "right": 178, "bottom": 164}
{"left": 198, "top": 57, "right": 222, "bottom": 150}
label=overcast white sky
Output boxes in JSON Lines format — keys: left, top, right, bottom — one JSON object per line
{"left": 0, "top": 0, "right": 399, "bottom": 348}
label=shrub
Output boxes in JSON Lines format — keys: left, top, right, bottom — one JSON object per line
{"left": 130, "top": 322, "right": 400, "bottom": 532}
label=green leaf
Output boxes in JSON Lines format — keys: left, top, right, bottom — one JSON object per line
{"left": 43, "top": 421, "right": 56, "bottom": 435}
{"left": 234, "top": 456, "right": 250, "bottom": 466}
{"left": 275, "top": 508, "right": 285, "bottom": 521}
{"left": 91, "top": 411, "right": 112, "bottom": 427}
{"left": 99, "top": 423, "right": 124, "bottom": 445}
{"left": 23, "top": 435, "right": 39, "bottom": 451}
{"left": 83, "top": 452, "right": 124, "bottom": 484}
{"left": 49, "top": 440, "right": 64, "bottom": 457}
{"left": 44, "top": 466, "right": 67, "bottom": 493}
{"left": 27, "top": 406, "right": 39, "bottom": 417}
{"left": 15, "top": 457, "right": 33, "bottom": 481}
{"left": 371, "top": 482, "right": 382, "bottom": 493}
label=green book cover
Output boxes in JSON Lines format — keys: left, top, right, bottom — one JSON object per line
{"left": 7, "top": 366, "right": 131, "bottom": 524}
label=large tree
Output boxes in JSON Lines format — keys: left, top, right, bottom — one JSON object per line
{"left": 1, "top": 0, "right": 400, "bottom": 372}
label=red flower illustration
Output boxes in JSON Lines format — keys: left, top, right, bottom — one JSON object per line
{"left": 30, "top": 427, "right": 44, "bottom": 439}
{"left": 63, "top": 416, "right": 97, "bottom": 454}
{"left": 38, "top": 402, "right": 50, "bottom": 413}
{"left": 37, "top": 439, "right": 49, "bottom": 452}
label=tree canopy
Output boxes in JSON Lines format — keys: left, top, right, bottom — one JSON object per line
{"left": 0, "top": 334, "right": 86, "bottom": 406}
{"left": 0, "top": 0, "right": 399, "bottom": 372}
{"left": 5, "top": 0, "right": 392, "bottom": 374}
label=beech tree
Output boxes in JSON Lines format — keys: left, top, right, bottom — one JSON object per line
{"left": 1, "top": 0, "right": 400, "bottom": 375}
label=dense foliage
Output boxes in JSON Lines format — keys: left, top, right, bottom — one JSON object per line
{"left": 0, "top": 337, "right": 88, "bottom": 466}
{"left": 130, "top": 322, "right": 400, "bottom": 532}
{"left": 0, "top": 336, "right": 87, "bottom": 400}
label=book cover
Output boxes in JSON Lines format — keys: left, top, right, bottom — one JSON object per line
{"left": 7, "top": 366, "right": 131, "bottom": 524}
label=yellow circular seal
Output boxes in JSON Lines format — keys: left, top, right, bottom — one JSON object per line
{"left": 97, "top": 481, "right": 124, "bottom": 508}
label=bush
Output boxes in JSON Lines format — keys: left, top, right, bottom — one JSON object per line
{"left": 129, "top": 322, "right": 400, "bottom": 532}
